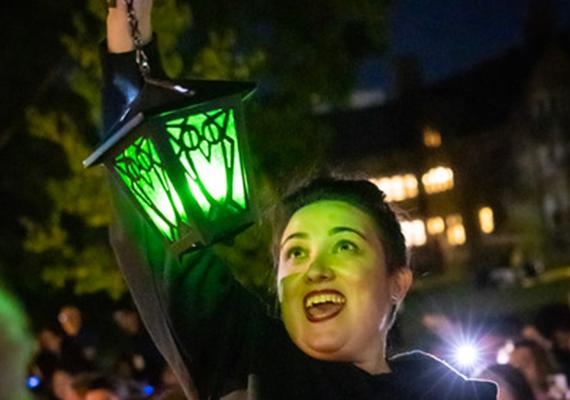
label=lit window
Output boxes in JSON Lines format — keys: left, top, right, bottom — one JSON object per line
{"left": 422, "top": 166, "right": 454, "bottom": 194}
{"left": 370, "top": 174, "right": 418, "bottom": 202}
{"left": 423, "top": 127, "right": 442, "bottom": 148}
{"left": 401, "top": 219, "right": 427, "bottom": 247}
{"left": 427, "top": 216, "right": 445, "bottom": 235}
{"left": 404, "top": 174, "right": 419, "bottom": 199}
{"left": 479, "top": 207, "right": 494, "bottom": 234}
{"left": 446, "top": 214, "right": 466, "bottom": 246}
{"left": 391, "top": 176, "right": 406, "bottom": 202}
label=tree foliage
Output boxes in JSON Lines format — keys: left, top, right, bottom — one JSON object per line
{"left": 20, "top": 0, "right": 390, "bottom": 297}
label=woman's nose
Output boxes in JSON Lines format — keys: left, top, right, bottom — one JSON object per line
{"left": 304, "top": 257, "right": 335, "bottom": 283}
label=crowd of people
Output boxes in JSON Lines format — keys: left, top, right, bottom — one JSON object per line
{"left": 419, "top": 303, "right": 570, "bottom": 400}
{"left": 26, "top": 304, "right": 184, "bottom": 400}
{"left": 0, "top": 282, "right": 569, "bottom": 399}
{"left": 13, "top": 296, "right": 569, "bottom": 400}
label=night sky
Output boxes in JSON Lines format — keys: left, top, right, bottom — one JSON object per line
{"left": 358, "top": 0, "right": 570, "bottom": 98}
{"left": 4, "top": 0, "right": 570, "bottom": 118}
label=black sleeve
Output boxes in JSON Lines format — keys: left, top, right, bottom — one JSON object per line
{"left": 100, "top": 37, "right": 166, "bottom": 135}
{"left": 389, "top": 351, "right": 498, "bottom": 400}
{"left": 101, "top": 39, "right": 266, "bottom": 399}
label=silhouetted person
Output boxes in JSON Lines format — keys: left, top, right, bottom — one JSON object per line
{"left": 58, "top": 306, "right": 98, "bottom": 371}
{"left": 534, "top": 303, "right": 570, "bottom": 381}
{"left": 509, "top": 339, "right": 557, "bottom": 400}
{"left": 31, "top": 327, "right": 63, "bottom": 397}
{"left": 477, "top": 364, "right": 536, "bottom": 400}
{"left": 112, "top": 308, "right": 164, "bottom": 386}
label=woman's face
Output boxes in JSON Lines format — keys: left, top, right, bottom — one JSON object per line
{"left": 277, "top": 200, "right": 411, "bottom": 368}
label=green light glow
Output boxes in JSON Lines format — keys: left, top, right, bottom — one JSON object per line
{"left": 186, "top": 177, "right": 211, "bottom": 214}
{"left": 165, "top": 107, "right": 248, "bottom": 219}
{"left": 114, "top": 136, "right": 189, "bottom": 242}
{"left": 226, "top": 115, "right": 248, "bottom": 209}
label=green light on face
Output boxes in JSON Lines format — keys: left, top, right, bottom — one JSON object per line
{"left": 166, "top": 107, "right": 248, "bottom": 219}
{"left": 114, "top": 136, "right": 189, "bottom": 242}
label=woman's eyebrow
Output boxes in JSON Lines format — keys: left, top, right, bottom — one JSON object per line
{"left": 329, "top": 226, "right": 367, "bottom": 240}
{"left": 280, "top": 232, "right": 308, "bottom": 247}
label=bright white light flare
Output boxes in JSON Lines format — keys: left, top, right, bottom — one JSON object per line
{"left": 454, "top": 343, "right": 479, "bottom": 368}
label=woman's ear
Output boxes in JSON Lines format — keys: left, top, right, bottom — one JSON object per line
{"left": 277, "top": 284, "right": 283, "bottom": 303}
{"left": 390, "top": 267, "right": 413, "bottom": 303}
{"left": 276, "top": 273, "right": 284, "bottom": 304}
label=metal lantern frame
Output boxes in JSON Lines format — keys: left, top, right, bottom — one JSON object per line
{"left": 84, "top": 80, "right": 257, "bottom": 255}
{"left": 85, "top": 1, "right": 257, "bottom": 255}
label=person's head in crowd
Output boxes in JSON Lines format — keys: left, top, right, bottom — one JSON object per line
{"left": 155, "top": 367, "right": 182, "bottom": 400}
{"left": 477, "top": 363, "right": 536, "bottom": 400}
{"left": 160, "top": 366, "right": 180, "bottom": 388}
{"left": 113, "top": 308, "right": 140, "bottom": 336}
{"left": 38, "top": 327, "right": 62, "bottom": 353}
{"left": 33, "top": 327, "right": 63, "bottom": 391}
{"left": 52, "top": 368, "right": 82, "bottom": 400}
{"left": 70, "top": 373, "right": 100, "bottom": 400}
{"left": 0, "top": 285, "right": 33, "bottom": 400}
{"left": 59, "top": 306, "right": 83, "bottom": 337}
{"left": 271, "top": 177, "right": 413, "bottom": 373}
{"left": 82, "top": 375, "right": 131, "bottom": 400}
{"left": 509, "top": 339, "right": 556, "bottom": 395}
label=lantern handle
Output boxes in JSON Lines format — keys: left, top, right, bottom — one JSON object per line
{"left": 121, "top": 0, "right": 195, "bottom": 94}
{"left": 124, "top": 0, "right": 151, "bottom": 78}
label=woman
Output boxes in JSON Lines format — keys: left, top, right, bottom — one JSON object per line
{"left": 477, "top": 364, "right": 536, "bottom": 400}
{"left": 102, "top": 1, "right": 497, "bottom": 399}
{"left": 509, "top": 339, "right": 557, "bottom": 400}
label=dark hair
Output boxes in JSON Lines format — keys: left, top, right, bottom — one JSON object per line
{"left": 479, "top": 364, "right": 536, "bottom": 400}
{"left": 513, "top": 339, "right": 556, "bottom": 389}
{"left": 272, "top": 177, "right": 408, "bottom": 273}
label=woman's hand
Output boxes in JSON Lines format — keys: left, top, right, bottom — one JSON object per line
{"left": 107, "top": 0, "right": 153, "bottom": 53}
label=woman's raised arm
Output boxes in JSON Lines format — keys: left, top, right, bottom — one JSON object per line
{"left": 100, "top": 5, "right": 266, "bottom": 398}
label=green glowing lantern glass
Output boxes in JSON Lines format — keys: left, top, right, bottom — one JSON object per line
{"left": 84, "top": 78, "right": 256, "bottom": 254}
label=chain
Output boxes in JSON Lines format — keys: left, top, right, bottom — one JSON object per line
{"left": 124, "top": 0, "right": 151, "bottom": 77}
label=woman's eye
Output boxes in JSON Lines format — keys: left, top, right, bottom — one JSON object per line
{"left": 286, "top": 247, "right": 306, "bottom": 260}
{"left": 334, "top": 240, "right": 358, "bottom": 253}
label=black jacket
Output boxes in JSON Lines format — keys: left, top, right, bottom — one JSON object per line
{"left": 100, "top": 40, "right": 497, "bottom": 400}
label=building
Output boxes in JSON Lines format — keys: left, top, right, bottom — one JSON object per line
{"left": 328, "top": 2, "right": 570, "bottom": 283}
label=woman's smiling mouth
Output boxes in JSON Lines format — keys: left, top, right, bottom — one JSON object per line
{"left": 303, "top": 290, "right": 346, "bottom": 322}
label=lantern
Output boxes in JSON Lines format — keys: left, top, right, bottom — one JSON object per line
{"left": 84, "top": 77, "right": 257, "bottom": 255}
